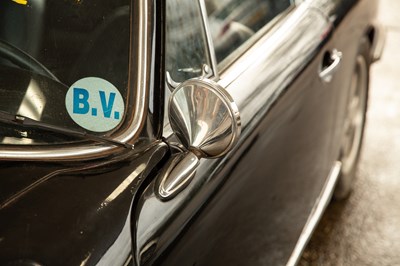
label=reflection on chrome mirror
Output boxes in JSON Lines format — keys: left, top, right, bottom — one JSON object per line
{"left": 156, "top": 77, "right": 241, "bottom": 200}
{"left": 169, "top": 78, "right": 240, "bottom": 157}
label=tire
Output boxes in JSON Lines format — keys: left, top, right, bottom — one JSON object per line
{"left": 334, "top": 37, "right": 370, "bottom": 200}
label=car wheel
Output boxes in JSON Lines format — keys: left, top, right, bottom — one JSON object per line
{"left": 334, "top": 38, "right": 370, "bottom": 200}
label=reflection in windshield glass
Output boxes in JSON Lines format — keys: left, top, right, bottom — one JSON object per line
{"left": 0, "top": 0, "right": 131, "bottom": 144}
{"left": 1, "top": 78, "right": 45, "bottom": 145}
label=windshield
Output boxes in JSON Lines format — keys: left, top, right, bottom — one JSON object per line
{"left": 0, "top": 0, "right": 131, "bottom": 145}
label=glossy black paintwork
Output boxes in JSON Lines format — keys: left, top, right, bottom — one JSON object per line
{"left": 134, "top": 6, "right": 329, "bottom": 266}
{"left": 0, "top": 0, "right": 378, "bottom": 265}
{"left": 0, "top": 1, "right": 167, "bottom": 265}
{"left": 133, "top": 0, "right": 378, "bottom": 265}
{"left": 327, "top": 0, "right": 377, "bottom": 151}
{"left": 0, "top": 142, "right": 168, "bottom": 265}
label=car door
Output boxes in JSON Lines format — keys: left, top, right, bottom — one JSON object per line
{"left": 132, "top": 1, "right": 343, "bottom": 265}
{"left": 312, "top": 0, "right": 377, "bottom": 162}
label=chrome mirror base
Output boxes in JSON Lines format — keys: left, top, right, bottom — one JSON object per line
{"left": 156, "top": 151, "right": 199, "bottom": 201}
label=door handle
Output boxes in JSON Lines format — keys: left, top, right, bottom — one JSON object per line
{"left": 319, "top": 49, "right": 343, "bottom": 83}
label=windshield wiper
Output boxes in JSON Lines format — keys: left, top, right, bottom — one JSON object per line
{"left": 0, "top": 110, "right": 133, "bottom": 149}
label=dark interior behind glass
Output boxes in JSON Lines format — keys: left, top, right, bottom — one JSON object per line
{"left": 0, "top": 0, "right": 130, "bottom": 144}
{"left": 206, "top": 0, "right": 291, "bottom": 62}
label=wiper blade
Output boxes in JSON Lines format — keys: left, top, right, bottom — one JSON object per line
{"left": 0, "top": 110, "right": 133, "bottom": 149}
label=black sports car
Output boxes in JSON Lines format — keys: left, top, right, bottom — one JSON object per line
{"left": 0, "top": 0, "right": 384, "bottom": 265}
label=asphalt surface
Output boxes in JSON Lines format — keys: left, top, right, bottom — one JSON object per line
{"left": 300, "top": 0, "right": 400, "bottom": 265}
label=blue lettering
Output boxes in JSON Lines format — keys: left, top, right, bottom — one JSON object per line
{"left": 73, "top": 88, "right": 90, "bottom": 114}
{"left": 99, "top": 91, "right": 115, "bottom": 118}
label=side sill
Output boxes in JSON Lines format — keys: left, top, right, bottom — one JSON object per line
{"left": 286, "top": 161, "right": 342, "bottom": 266}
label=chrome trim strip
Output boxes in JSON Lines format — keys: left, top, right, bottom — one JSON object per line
{"left": 218, "top": 2, "right": 312, "bottom": 88}
{"left": 286, "top": 161, "right": 342, "bottom": 266}
{"left": 162, "top": 0, "right": 218, "bottom": 139}
{"left": 198, "top": 0, "right": 219, "bottom": 79}
{"left": 0, "top": 0, "right": 153, "bottom": 161}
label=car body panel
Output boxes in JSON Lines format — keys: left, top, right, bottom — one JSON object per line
{"left": 0, "top": 1, "right": 167, "bottom": 265}
{"left": 0, "top": 0, "right": 381, "bottom": 265}
{"left": 0, "top": 141, "right": 168, "bottom": 265}
{"left": 133, "top": 0, "right": 378, "bottom": 265}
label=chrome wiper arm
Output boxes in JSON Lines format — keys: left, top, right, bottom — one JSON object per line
{"left": 0, "top": 110, "right": 133, "bottom": 149}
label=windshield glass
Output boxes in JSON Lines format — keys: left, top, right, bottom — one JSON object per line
{"left": 0, "top": 0, "right": 131, "bottom": 145}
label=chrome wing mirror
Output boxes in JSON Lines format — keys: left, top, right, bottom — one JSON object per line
{"left": 156, "top": 77, "right": 241, "bottom": 200}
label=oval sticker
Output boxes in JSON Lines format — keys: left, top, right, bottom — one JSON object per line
{"left": 65, "top": 77, "right": 125, "bottom": 132}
